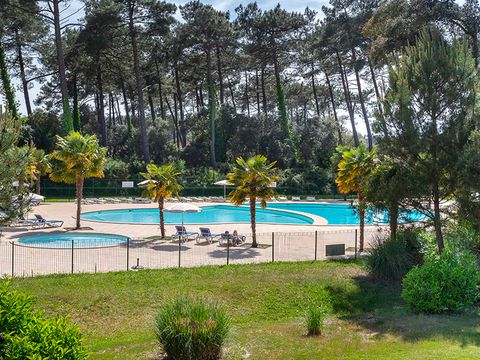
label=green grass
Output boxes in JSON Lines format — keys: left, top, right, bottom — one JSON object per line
{"left": 11, "top": 261, "right": 480, "bottom": 359}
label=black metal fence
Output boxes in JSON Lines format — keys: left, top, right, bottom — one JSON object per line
{"left": 39, "top": 178, "right": 352, "bottom": 199}
{"left": 0, "top": 228, "right": 383, "bottom": 277}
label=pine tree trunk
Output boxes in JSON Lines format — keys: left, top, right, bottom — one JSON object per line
{"left": 147, "top": 77, "right": 156, "bottom": 123}
{"left": 206, "top": 49, "right": 217, "bottom": 168}
{"left": 52, "top": 0, "right": 68, "bottom": 108}
{"left": 336, "top": 51, "right": 359, "bottom": 147}
{"left": 389, "top": 202, "right": 398, "bottom": 239}
{"left": 155, "top": 60, "right": 165, "bottom": 119}
{"left": 250, "top": 197, "right": 257, "bottom": 248}
{"left": 368, "top": 59, "right": 383, "bottom": 116}
{"left": 216, "top": 46, "right": 224, "bottom": 105}
{"left": 352, "top": 48, "right": 373, "bottom": 151}
{"left": 75, "top": 176, "right": 84, "bottom": 229}
{"left": 36, "top": 178, "right": 41, "bottom": 195}
{"left": 14, "top": 29, "right": 32, "bottom": 117}
{"left": 227, "top": 77, "right": 237, "bottom": 112}
{"left": 433, "top": 184, "right": 444, "bottom": 253}
{"left": 96, "top": 64, "right": 107, "bottom": 146}
{"left": 311, "top": 63, "right": 320, "bottom": 117}
{"left": 255, "top": 69, "right": 261, "bottom": 115}
{"left": 244, "top": 70, "right": 250, "bottom": 116}
{"left": 324, "top": 71, "right": 343, "bottom": 144}
{"left": 261, "top": 67, "right": 267, "bottom": 115}
{"left": 174, "top": 67, "right": 186, "bottom": 147}
{"left": 273, "top": 52, "right": 290, "bottom": 140}
{"left": 120, "top": 79, "right": 132, "bottom": 136}
{"left": 128, "top": 2, "right": 150, "bottom": 163}
{"left": 159, "top": 196, "right": 165, "bottom": 238}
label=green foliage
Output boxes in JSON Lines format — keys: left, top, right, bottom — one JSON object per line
{"left": 304, "top": 304, "right": 326, "bottom": 336}
{"left": 402, "top": 251, "right": 480, "bottom": 313}
{"left": 0, "top": 281, "right": 87, "bottom": 359}
{"left": 0, "top": 42, "right": 19, "bottom": 120}
{"left": 366, "top": 229, "right": 424, "bottom": 281}
{"left": 103, "top": 158, "right": 130, "bottom": 179}
{"left": 155, "top": 298, "right": 230, "bottom": 360}
{"left": 445, "top": 221, "right": 480, "bottom": 260}
{"left": 63, "top": 100, "right": 74, "bottom": 134}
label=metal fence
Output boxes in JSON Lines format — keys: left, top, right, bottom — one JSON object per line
{"left": 0, "top": 228, "right": 384, "bottom": 277}
{"left": 39, "top": 178, "right": 352, "bottom": 199}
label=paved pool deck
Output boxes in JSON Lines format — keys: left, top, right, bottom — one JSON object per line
{"left": 0, "top": 201, "right": 384, "bottom": 276}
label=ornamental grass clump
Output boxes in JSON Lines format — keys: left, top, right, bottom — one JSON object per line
{"left": 155, "top": 298, "right": 230, "bottom": 360}
{"left": 304, "top": 304, "right": 326, "bottom": 336}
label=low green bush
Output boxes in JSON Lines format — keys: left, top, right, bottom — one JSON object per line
{"left": 0, "top": 280, "right": 87, "bottom": 359}
{"left": 402, "top": 251, "right": 479, "bottom": 313}
{"left": 155, "top": 298, "right": 230, "bottom": 360}
{"left": 304, "top": 304, "right": 326, "bottom": 336}
{"left": 366, "top": 228, "right": 424, "bottom": 281}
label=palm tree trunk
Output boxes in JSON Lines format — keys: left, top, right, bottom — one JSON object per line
{"left": 250, "top": 197, "right": 257, "bottom": 248}
{"left": 358, "top": 193, "right": 365, "bottom": 252}
{"left": 76, "top": 176, "right": 84, "bottom": 229}
{"left": 159, "top": 197, "right": 165, "bottom": 238}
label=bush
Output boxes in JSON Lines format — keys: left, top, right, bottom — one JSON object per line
{"left": 0, "top": 280, "right": 87, "bottom": 359}
{"left": 402, "top": 251, "right": 480, "bottom": 313}
{"left": 445, "top": 220, "right": 480, "bottom": 260}
{"left": 366, "top": 229, "right": 424, "bottom": 281}
{"left": 304, "top": 304, "right": 326, "bottom": 336}
{"left": 155, "top": 298, "right": 230, "bottom": 360}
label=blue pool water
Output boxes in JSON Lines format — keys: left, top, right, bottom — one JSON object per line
{"left": 267, "top": 203, "right": 425, "bottom": 225}
{"left": 81, "top": 205, "right": 314, "bottom": 225}
{"left": 18, "top": 233, "right": 129, "bottom": 248}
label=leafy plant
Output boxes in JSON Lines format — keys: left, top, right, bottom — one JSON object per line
{"left": 155, "top": 298, "right": 230, "bottom": 360}
{"left": 402, "top": 251, "right": 479, "bottom": 313}
{"left": 304, "top": 304, "right": 326, "bottom": 336}
{"left": 0, "top": 281, "right": 87, "bottom": 359}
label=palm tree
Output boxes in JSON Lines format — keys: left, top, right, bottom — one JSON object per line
{"left": 336, "top": 145, "right": 376, "bottom": 252}
{"left": 139, "top": 163, "right": 182, "bottom": 238}
{"left": 49, "top": 132, "right": 106, "bottom": 229}
{"left": 227, "top": 155, "right": 278, "bottom": 248}
{"left": 26, "top": 147, "right": 51, "bottom": 195}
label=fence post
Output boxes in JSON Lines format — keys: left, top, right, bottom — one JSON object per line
{"left": 126, "top": 238, "right": 130, "bottom": 271}
{"left": 226, "top": 237, "right": 230, "bottom": 265}
{"left": 71, "top": 240, "right": 74, "bottom": 274}
{"left": 11, "top": 242, "right": 14, "bottom": 278}
{"left": 354, "top": 229, "right": 358, "bottom": 260}
{"left": 314, "top": 231, "right": 318, "bottom": 261}
{"left": 271, "top": 232, "right": 275, "bottom": 262}
{"left": 178, "top": 237, "right": 181, "bottom": 268}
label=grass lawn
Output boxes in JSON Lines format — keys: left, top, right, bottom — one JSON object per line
{"left": 12, "top": 261, "right": 480, "bottom": 359}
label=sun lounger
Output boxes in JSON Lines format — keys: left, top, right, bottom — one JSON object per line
{"left": 306, "top": 196, "right": 316, "bottom": 202}
{"left": 292, "top": 196, "right": 301, "bottom": 201}
{"left": 197, "top": 227, "right": 222, "bottom": 244}
{"left": 172, "top": 225, "right": 198, "bottom": 243}
{"left": 277, "top": 196, "right": 287, "bottom": 201}
{"left": 34, "top": 214, "right": 64, "bottom": 228}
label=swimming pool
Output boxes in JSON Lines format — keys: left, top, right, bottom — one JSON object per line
{"left": 267, "top": 203, "right": 424, "bottom": 225}
{"left": 81, "top": 205, "right": 314, "bottom": 225}
{"left": 18, "top": 233, "right": 129, "bottom": 248}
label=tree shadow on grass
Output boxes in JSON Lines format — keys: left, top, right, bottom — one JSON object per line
{"left": 324, "top": 275, "right": 480, "bottom": 347}
{"left": 208, "top": 247, "right": 262, "bottom": 260}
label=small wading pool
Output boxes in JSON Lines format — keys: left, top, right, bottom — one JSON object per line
{"left": 18, "top": 233, "right": 129, "bottom": 248}
{"left": 81, "top": 205, "right": 314, "bottom": 225}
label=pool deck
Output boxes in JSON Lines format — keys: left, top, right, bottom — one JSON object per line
{"left": 0, "top": 201, "right": 384, "bottom": 276}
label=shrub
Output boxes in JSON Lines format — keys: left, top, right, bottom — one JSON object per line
{"left": 366, "top": 229, "right": 424, "bottom": 281}
{"left": 155, "top": 298, "right": 230, "bottom": 360}
{"left": 445, "top": 220, "right": 480, "bottom": 260}
{"left": 402, "top": 251, "right": 480, "bottom": 313}
{"left": 0, "top": 280, "right": 87, "bottom": 359}
{"left": 304, "top": 304, "right": 326, "bottom": 336}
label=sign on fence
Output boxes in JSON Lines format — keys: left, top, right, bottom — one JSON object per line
{"left": 121, "top": 181, "right": 134, "bottom": 188}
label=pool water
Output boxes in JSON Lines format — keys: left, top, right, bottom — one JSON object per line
{"left": 267, "top": 203, "right": 424, "bottom": 225}
{"left": 18, "top": 233, "right": 129, "bottom": 248}
{"left": 81, "top": 205, "right": 314, "bottom": 225}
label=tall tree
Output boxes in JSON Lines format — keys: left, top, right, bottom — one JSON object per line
{"left": 375, "top": 30, "right": 479, "bottom": 253}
